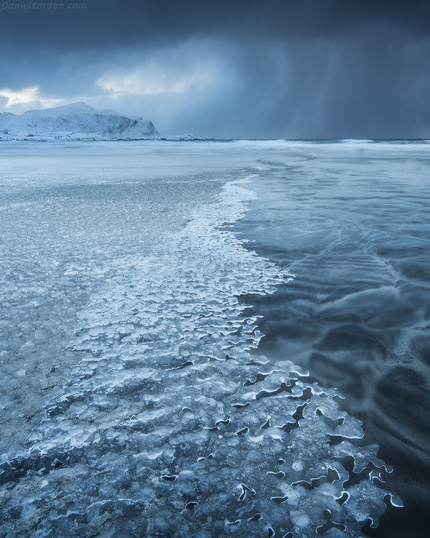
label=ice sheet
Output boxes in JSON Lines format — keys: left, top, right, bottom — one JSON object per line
{"left": 0, "top": 141, "right": 404, "bottom": 536}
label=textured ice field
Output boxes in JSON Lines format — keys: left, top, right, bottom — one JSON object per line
{"left": 0, "top": 142, "right": 403, "bottom": 536}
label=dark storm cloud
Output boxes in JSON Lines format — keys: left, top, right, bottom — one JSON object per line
{"left": 1, "top": 0, "right": 429, "bottom": 137}
{"left": 1, "top": 0, "right": 429, "bottom": 48}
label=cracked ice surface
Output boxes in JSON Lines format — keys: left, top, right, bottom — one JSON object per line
{"left": 1, "top": 164, "right": 399, "bottom": 536}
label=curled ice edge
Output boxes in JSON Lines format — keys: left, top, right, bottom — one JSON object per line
{"left": 0, "top": 174, "right": 403, "bottom": 537}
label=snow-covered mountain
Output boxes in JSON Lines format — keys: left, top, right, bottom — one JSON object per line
{"left": 0, "top": 102, "right": 160, "bottom": 141}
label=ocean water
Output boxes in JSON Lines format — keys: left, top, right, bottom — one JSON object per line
{"left": 0, "top": 140, "right": 428, "bottom": 537}
{"left": 232, "top": 140, "right": 430, "bottom": 537}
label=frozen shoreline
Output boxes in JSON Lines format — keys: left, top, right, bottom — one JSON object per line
{"left": 2, "top": 140, "right": 427, "bottom": 536}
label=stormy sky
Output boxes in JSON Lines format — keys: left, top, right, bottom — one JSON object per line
{"left": 0, "top": 0, "right": 429, "bottom": 138}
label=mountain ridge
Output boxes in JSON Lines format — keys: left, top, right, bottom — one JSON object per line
{"left": 0, "top": 102, "right": 160, "bottom": 141}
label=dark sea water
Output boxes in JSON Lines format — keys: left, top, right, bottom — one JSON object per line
{"left": 234, "top": 141, "right": 430, "bottom": 537}
{"left": 0, "top": 140, "right": 429, "bottom": 537}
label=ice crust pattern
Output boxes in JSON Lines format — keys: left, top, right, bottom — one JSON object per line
{"left": 0, "top": 178, "right": 400, "bottom": 537}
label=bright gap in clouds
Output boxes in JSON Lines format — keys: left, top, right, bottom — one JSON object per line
{"left": 96, "top": 47, "right": 222, "bottom": 97}
{"left": 0, "top": 86, "right": 40, "bottom": 108}
{"left": 96, "top": 62, "right": 217, "bottom": 96}
{"left": 98, "top": 70, "right": 185, "bottom": 96}
{"left": 0, "top": 86, "right": 64, "bottom": 111}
